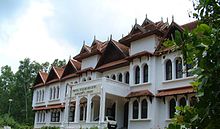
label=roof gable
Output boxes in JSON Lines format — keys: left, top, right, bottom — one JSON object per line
{"left": 80, "top": 44, "right": 91, "bottom": 54}
{"left": 129, "top": 24, "right": 145, "bottom": 36}
{"left": 163, "top": 21, "right": 184, "bottom": 40}
{"left": 61, "top": 59, "right": 81, "bottom": 78}
{"left": 33, "top": 71, "right": 48, "bottom": 87}
{"left": 96, "top": 39, "right": 129, "bottom": 68}
{"left": 46, "top": 67, "right": 64, "bottom": 83}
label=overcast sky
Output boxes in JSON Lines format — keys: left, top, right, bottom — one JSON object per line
{"left": 0, "top": 0, "right": 195, "bottom": 72}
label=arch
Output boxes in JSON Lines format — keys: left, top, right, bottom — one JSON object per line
{"left": 141, "top": 99, "right": 148, "bottom": 118}
{"left": 179, "top": 97, "right": 186, "bottom": 107}
{"left": 111, "top": 74, "right": 116, "bottom": 80}
{"left": 125, "top": 72, "right": 129, "bottom": 84}
{"left": 80, "top": 97, "right": 87, "bottom": 121}
{"left": 105, "top": 75, "right": 109, "bottom": 78}
{"left": 175, "top": 57, "right": 183, "bottom": 79}
{"left": 165, "top": 59, "right": 172, "bottom": 80}
{"left": 82, "top": 78, "right": 86, "bottom": 82}
{"left": 134, "top": 66, "right": 140, "bottom": 84}
{"left": 91, "top": 95, "right": 101, "bottom": 121}
{"left": 118, "top": 73, "right": 123, "bottom": 82}
{"left": 143, "top": 64, "right": 148, "bottom": 83}
{"left": 74, "top": 81, "right": 78, "bottom": 84}
{"left": 133, "top": 100, "right": 139, "bottom": 119}
{"left": 169, "top": 98, "right": 176, "bottom": 118}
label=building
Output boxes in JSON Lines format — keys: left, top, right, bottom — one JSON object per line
{"left": 32, "top": 16, "right": 197, "bottom": 129}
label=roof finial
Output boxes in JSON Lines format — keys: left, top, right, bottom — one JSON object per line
{"left": 107, "top": 37, "right": 109, "bottom": 41}
{"left": 122, "top": 34, "right": 124, "bottom": 38}
{"left": 83, "top": 40, "right": 85, "bottom": 45}
{"left": 110, "top": 34, "right": 112, "bottom": 40}
{"left": 161, "top": 17, "right": 163, "bottom": 22}
{"left": 146, "top": 14, "right": 148, "bottom": 19}
{"left": 135, "top": 18, "right": 137, "bottom": 24}
{"left": 69, "top": 55, "right": 71, "bottom": 60}
{"left": 131, "top": 25, "right": 133, "bottom": 29}
{"left": 166, "top": 17, "right": 169, "bottom": 23}
{"left": 172, "top": 15, "right": 174, "bottom": 22}
{"left": 94, "top": 35, "right": 96, "bottom": 40}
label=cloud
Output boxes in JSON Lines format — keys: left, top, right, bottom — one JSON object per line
{"left": 0, "top": 1, "right": 76, "bottom": 72}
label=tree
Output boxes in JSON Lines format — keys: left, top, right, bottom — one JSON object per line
{"left": 167, "top": 0, "right": 220, "bottom": 129}
{"left": 51, "top": 59, "right": 66, "bottom": 67}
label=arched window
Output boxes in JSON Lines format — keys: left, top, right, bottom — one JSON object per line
{"left": 112, "top": 74, "right": 116, "bottom": 80}
{"left": 143, "top": 64, "right": 148, "bottom": 83}
{"left": 176, "top": 57, "right": 183, "bottom": 79}
{"left": 135, "top": 66, "right": 140, "bottom": 84}
{"left": 42, "top": 90, "right": 44, "bottom": 101}
{"left": 88, "top": 77, "right": 91, "bottom": 80}
{"left": 179, "top": 97, "right": 186, "bottom": 107}
{"left": 125, "top": 72, "right": 129, "bottom": 84}
{"left": 169, "top": 98, "right": 176, "bottom": 118}
{"left": 133, "top": 100, "right": 139, "bottom": 119}
{"left": 141, "top": 99, "right": 148, "bottom": 118}
{"left": 190, "top": 96, "right": 197, "bottom": 106}
{"left": 82, "top": 78, "right": 86, "bottom": 82}
{"left": 118, "top": 73, "right": 122, "bottom": 82}
{"left": 39, "top": 91, "right": 41, "bottom": 102}
{"left": 57, "top": 86, "right": 59, "bottom": 99}
{"left": 166, "top": 60, "right": 172, "bottom": 80}
{"left": 106, "top": 75, "right": 109, "bottom": 78}
{"left": 53, "top": 87, "right": 56, "bottom": 99}
{"left": 36, "top": 91, "right": 39, "bottom": 102}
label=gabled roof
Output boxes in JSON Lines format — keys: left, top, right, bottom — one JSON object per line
{"left": 96, "top": 39, "right": 129, "bottom": 68}
{"left": 73, "top": 39, "right": 107, "bottom": 61}
{"left": 163, "top": 21, "right": 184, "bottom": 40}
{"left": 32, "top": 71, "right": 48, "bottom": 88}
{"left": 80, "top": 44, "right": 91, "bottom": 54}
{"left": 46, "top": 67, "right": 64, "bottom": 84}
{"left": 120, "top": 18, "right": 167, "bottom": 46}
{"left": 126, "top": 90, "right": 154, "bottom": 98}
{"left": 156, "top": 86, "right": 195, "bottom": 97}
{"left": 181, "top": 21, "right": 197, "bottom": 31}
{"left": 61, "top": 59, "right": 81, "bottom": 80}
{"left": 126, "top": 51, "right": 153, "bottom": 61}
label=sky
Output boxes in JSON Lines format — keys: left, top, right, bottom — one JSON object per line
{"left": 0, "top": 0, "right": 195, "bottom": 72}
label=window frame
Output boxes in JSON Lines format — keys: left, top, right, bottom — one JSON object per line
{"left": 165, "top": 60, "right": 172, "bottom": 80}
{"left": 135, "top": 66, "right": 140, "bottom": 84}
{"left": 143, "top": 64, "right": 148, "bottom": 83}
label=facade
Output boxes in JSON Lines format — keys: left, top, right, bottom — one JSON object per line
{"left": 32, "top": 16, "right": 197, "bottom": 129}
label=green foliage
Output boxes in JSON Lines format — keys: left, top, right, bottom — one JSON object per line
{"left": 90, "top": 126, "right": 98, "bottom": 129}
{"left": 167, "top": 0, "right": 220, "bottom": 129}
{"left": 0, "top": 58, "right": 66, "bottom": 125}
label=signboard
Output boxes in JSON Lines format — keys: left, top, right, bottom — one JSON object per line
{"left": 71, "top": 85, "right": 101, "bottom": 96}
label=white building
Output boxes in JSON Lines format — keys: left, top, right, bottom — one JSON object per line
{"left": 32, "top": 16, "right": 197, "bottom": 129}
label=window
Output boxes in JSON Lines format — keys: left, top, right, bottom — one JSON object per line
{"left": 125, "top": 72, "right": 129, "bottom": 84}
{"left": 135, "top": 66, "right": 140, "bottom": 84}
{"left": 88, "top": 77, "right": 91, "bottom": 80}
{"left": 186, "top": 64, "right": 193, "bottom": 77}
{"left": 179, "top": 97, "right": 186, "bottom": 107}
{"left": 133, "top": 100, "right": 139, "bottom": 119}
{"left": 175, "top": 58, "right": 183, "bottom": 79}
{"left": 50, "top": 88, "right": 52, "bottom": 100}
{"left": 143, "top": 64, "right": 148, "bottom": 83}
{"left": 141, "top": 99, "right": 148, "bottom": 119}
{"left": 82, "top": 78, "right": 86, "bottom": 82}
{"left": 56, "top": 87, "right": 59, "bottom": 99}
{"left": 53, "top": 87, "right": 56, "bottom": 99}
{"left": 51, "top": 110, "right": 60, "bottom": 122}
{"left": 36, "top": 91, "right": 39, "bottom": 102}
{"left": 112, "top": 75, "right": 116, "bottom": 80}
{"left": 42, "top": 90, "right": 44, "bottom": 101}
{"left": 37, "top": 111, "right": 45, "bottom": 123}
{"left": 169, "top": 98, "right": 176, "bottom": 118}
{"left": 69, "top": 107, "right": 75, "bottom": 122}
{"left": 80, "top": 106, "right": 84, "bottom": 121}
{"left": 166, "top": 60, "right": 172, "bottom": 80}
{"left": 106, "top": 75, "right": 109, "bottom": 78}
{"left": 118, "top": 73, "right": 122, "bottom": 82}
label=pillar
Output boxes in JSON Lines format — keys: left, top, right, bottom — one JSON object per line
{"left": 86, "top": 94, "right": 91, "bottom": 123}
{"left": 74, "top": 96, "right": 80, "bottom": 123}
{"left": 99, "top": 90, "right": 106, "bottom": 123}
{"left": 172, "top": 60, "right": 175, "bottom": 80}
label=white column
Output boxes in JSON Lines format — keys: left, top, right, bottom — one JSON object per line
{"left": 128, "top": 100, "right": 132, "bottom": 129}
{"left": 99, "top": 90, "right": 106, "bottom": 123}
{"left": 183, "top": 65, "right": 187, "bottom": 78}
{"left": 74, "top": 96, "right": 80, "bottom": 123}
{"left": 138, "top": 100, "right": 141, "bottom": 119}
{"left": 86, "top": 94, "right": 92, "bottom": 123}
{"left": 140, "top": 66, "right": 143, "bottom": 83}
{"left": 129, "top": 64, "right": 134, "bottom": 85}
{"left": 115, "top": 100, "right": 118, "bottom": 121}
{"left": 186, "top": 96, "right": 190, "bottom": 106}
{"left": 172, "top": 61, "right": 175, "bottom": 80}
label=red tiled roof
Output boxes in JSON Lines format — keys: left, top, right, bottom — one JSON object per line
{"left": 156, "top": 86, "right": 195, "bottom": 97}
{"left": 126, "top": 51, "right": 153, "bottom": 61}
{"left": 33, "top": 104, "right": 65, "bottom": 111}
{"left": 76, "top": 67, "right": 94, "bottom": 74}
{"left": 61, "top": 73, "right": 78, "bottom": 81}
{"left": 126, "top": 90, "right": 154, "bottom": 98}
{"left": 70, "top": 59, "right": 81, "bottom": 70}
{"left": 181, "top": 21, "right": 197, "bottom": 31}
{"left": 39, "top": 71, "right": 48, "bottom": 83}
{"left": 96, "top": 59, "right": 129, "bottom": 72}
{"left": 54, "top": 67, "right": 64, "bottom": 79}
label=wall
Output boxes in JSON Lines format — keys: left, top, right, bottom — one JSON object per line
{"left": 81, "top": 55, "right": 100, "bottom": 69}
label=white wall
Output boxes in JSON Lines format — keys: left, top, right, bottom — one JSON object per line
{"left": 130, "top": 35, "right": 159, "bottom": 55}
{"left": 81, "top": 55, "right": 100, "bottom": 69}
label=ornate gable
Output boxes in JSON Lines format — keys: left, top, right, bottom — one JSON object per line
{"left": 96, "top": 39, "right": 129, "bottom": 68}
{"left": 61, "top": 59, "right": 81, "bottom": 78}
{"left": 46, "top": 67, "right": 64, "bottom": 83}
{"left": 33, "top": 71, "right": 48, "bottom": 87}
